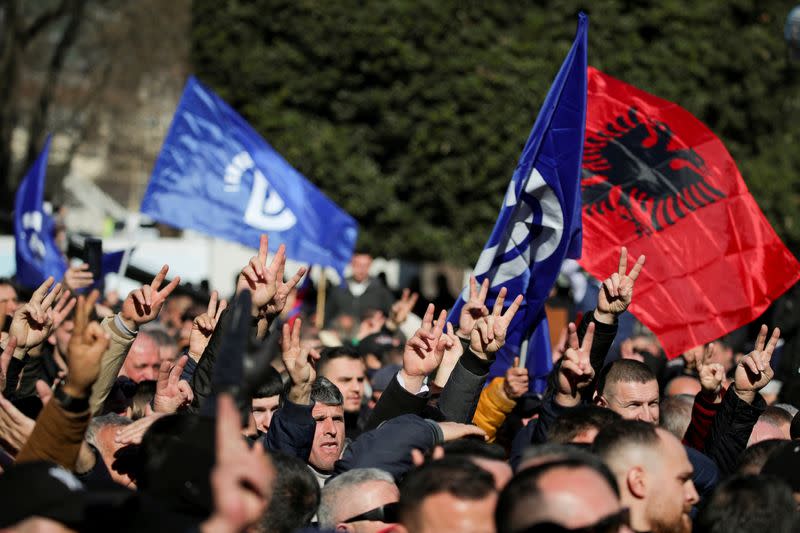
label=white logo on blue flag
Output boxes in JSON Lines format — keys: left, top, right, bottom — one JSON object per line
{"left": 21, "top": 210, "right": 46, "bottom": 259}
{"left": 141, "top": 77, "right": 358, "bottom": 274}
{"left": 449, "top": 14, "right": 588, "bottom": 393}
{"left": 14, "top": 135, "right": 68, "bottom": 288}
{"left": 471, "top": 168, "right": 565, "bottom": 291}
{"left": 224, "top": 150, "right": 298, "bottom": 231}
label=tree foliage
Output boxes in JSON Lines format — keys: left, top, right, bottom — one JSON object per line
{"left": 192, "top": 0, "right": 800, "bottom": 264}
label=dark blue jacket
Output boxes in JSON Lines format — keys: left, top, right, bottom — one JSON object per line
{"left": 264, "top": 400, "right": 316, "bottom": 462}
{"left": 335, "top": 414, "right": 443, "bottom": 482}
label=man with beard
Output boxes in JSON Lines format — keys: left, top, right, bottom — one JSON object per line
{"left": 594, "top": 420, "right": 698, "bottom": 533}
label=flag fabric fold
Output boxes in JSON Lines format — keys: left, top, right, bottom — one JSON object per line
{"left": 141, "top": 77, "right": 358, "bottom": 275}
{"left": 580, "top": 67, "right": 800, "bottom": 358}
{"left": 450, "top": 14, "right": 588, "bottom": 392}
{"left": 14, "top": 136, "right": 68, "bottom": 289}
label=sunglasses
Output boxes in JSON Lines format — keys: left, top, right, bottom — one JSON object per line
{"left": 342, "top": 502, "right": 399, "bottom": 524}
{"left": 516, "top": 507, "right": 630, "bottom": 533}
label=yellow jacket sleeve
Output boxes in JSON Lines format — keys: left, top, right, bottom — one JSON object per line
{"left": 472, "top": 377, "right": 516, "bottom": 443}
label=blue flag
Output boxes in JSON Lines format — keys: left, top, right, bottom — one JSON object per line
{"left": 102, "top": 249, "right": 126, "bottom": 275}
{"left": 141, "top": 77, "right": 358, "bottom": 274}
{"left": 14, "top": 136, "right": 68, "bottom": 289}
{"left": 450, "top": 15, "right": 588, "bottom": 393}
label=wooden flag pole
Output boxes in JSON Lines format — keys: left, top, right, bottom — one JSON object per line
{"left": 316, "top": 265, "right": 327, "bottom": 328}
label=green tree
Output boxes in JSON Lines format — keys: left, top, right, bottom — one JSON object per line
{"left": 192, "top": 0, "right": 800, "bottom": 263}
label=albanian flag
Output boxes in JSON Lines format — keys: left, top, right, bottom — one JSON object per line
{"left": 580, "top": 67, "right": 800, "bottom": 358}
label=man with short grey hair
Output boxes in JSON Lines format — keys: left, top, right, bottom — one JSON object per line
{"left": 318, "top": 468, "right": 399, "bottom": 532}
{"left": 306, "top": 377, "right": 347, "bottom": 485}
{"left": 659, "top": 394, "right": 694, "bottom": 439}
{"left": 269, "top": 371, "right": 347, "bottom": 487}
{"left": 84, "top": 413, "right": 135, "bottom": 487}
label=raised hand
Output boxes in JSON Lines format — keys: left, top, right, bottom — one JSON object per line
{"left": 62, "top": 263, "right": 94, "bottom": 291}
{"left": 437, "top": 421, "right": 487, "bottom": 442}
{"left": 0, "top": 393, "right": 35, "bottom": 453}
{"left": 35, "top": 380, "right": 52, "bottom": 406}
{"left": 63, "top": 290, "right": 110, "bottom": 399}
{"left": 261, "top": 253, "right": 306, "bottom": 319}
{"left": 50, "top": 289, "right": 76, "bottom": 332}
{"left": 201, "top": 394, "right": 274, "bottom": 533}
{"left": 469, "top": 288, "right": 524, "bottom": 358}
{"left": 403, "top": 304, "right": 450, "bottom": 376}
{"left": 389, "top": 288, "right": 419, "bottom": 327}
{"left": 596, "top": 247, "right": 645, "bottom": 323}
{"left": 0, "top": 301, "right": 7, "bottom": 333}
{"left": 237, "top": 235, "right": 305, "bottom": 319}
{"left": 153, "top": 355, "right": 194, "bottom": 413}
{"left": 556, "top": 322, "right": 596, "bottom": 406}
{"left": 9, "top": 277, "right": 63, "bottom": 356}
{"left": 0, "top": 336, "right": 17, "bottom": 392}
{"left": 114, "top": 412, "right": 166, "bottom": 446}
{"left": 120, "top": 265, "right": 180, "bottom": 330}
{"left": 733, "top": 325, "right": 780, "bottom": 403}
{"left": 432, "top": 322, "right": 464, "bottom": 388}
{"left": 551, "top": 326, "right": 568, "bottom": 364}
{"left": 697, "top": 342, "right": 725, "bottom": 398}
{"left": 457, "top": 276, "right": 490, "bottom": 338}
{"left": 282, "top": 318, "right": 319, "bottom": 404}
{"left": 188, "top": 291, "right": 228, "bottom": 361}
{"left": 681, "top": 345, "right": 703, "bottom": 373}
{"left": 503, "top": 357, "right": 529, "bottom": 400}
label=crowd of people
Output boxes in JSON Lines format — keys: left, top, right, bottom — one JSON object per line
{"left": 0, "top": 234, "right": 798, "bottom": 532}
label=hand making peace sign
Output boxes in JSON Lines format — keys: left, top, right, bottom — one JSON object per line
{"left": 734, "top": 324, "right": 780, "bottom": 403}
{"left": 596, "top": 247, "right": 645, "bottom": 322}
{"left": 556, "top": 322, "right": 596, "bottom": 402}
{"left": 121, "top": 265, "right": 181, "bottom": 330}
{"left": 9, "top": 277, "right": 63, "bottom": 356}
{"left": 237, "top": 234, "right": 306, "bottom": 319}
{"left": 469, "top": 287, "right": 524, "bottom": 359}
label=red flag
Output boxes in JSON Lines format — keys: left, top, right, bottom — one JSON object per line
{"left": 580, "top": 67, "right": 800, "bottom": 358}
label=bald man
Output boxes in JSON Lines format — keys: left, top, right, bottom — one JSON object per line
{"left": 665, "top": 375, "right": 702, "bottom": 397}
{"left": 594, "top": 420, "right": 698, "bottom": 533}
{"left": 495, "top": 456, "right": 630, "bottom": 533}
{"left": 119, "top": 332, "right": 160, "bottom": 383}
{"left": 748, "top": 406, "right": 792, "bottom": 447}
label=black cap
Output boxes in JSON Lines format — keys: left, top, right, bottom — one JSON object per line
{"left": 137, "top": 413, "right": 216, "bottom": 518}
{"left": 762, "top": 442, "right": 800, "bottom": 492}
{"left": 0, "top": 461, "right": 131, "bottom": 529}
{"left": 370, "top": 364, "right": 401, "bottom": 392}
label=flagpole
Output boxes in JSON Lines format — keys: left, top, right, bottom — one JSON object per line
{"left": 315, "top": 265, "right": 327, "bottom": 328}
{"left": 518, "top": 337, "right": 530, "bottom": 368}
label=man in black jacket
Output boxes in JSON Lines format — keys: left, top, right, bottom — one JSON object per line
{"left": 324, "top": 253, "right": 393, "bottom": 328}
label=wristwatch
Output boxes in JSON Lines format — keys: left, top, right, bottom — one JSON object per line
{"left": 54, "top": 384, "right": 90, "bottom": 413}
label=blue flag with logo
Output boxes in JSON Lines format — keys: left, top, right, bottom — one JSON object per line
{"left": 450, "top": 15, "right": 588, "bottom": 393}
{"left": 14, "top": 135, "right": 68, "bottom": 289}
{"left": 141, "top": 77, "right": 358, "bottom": 274}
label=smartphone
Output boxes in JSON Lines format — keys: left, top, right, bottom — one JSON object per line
{"left": 84, "top": 238, "right": 103, "bottom": 282}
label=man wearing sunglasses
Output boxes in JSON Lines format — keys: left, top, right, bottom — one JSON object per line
{"left": 317, "top": 468, "right": 400, "bottom": 532}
